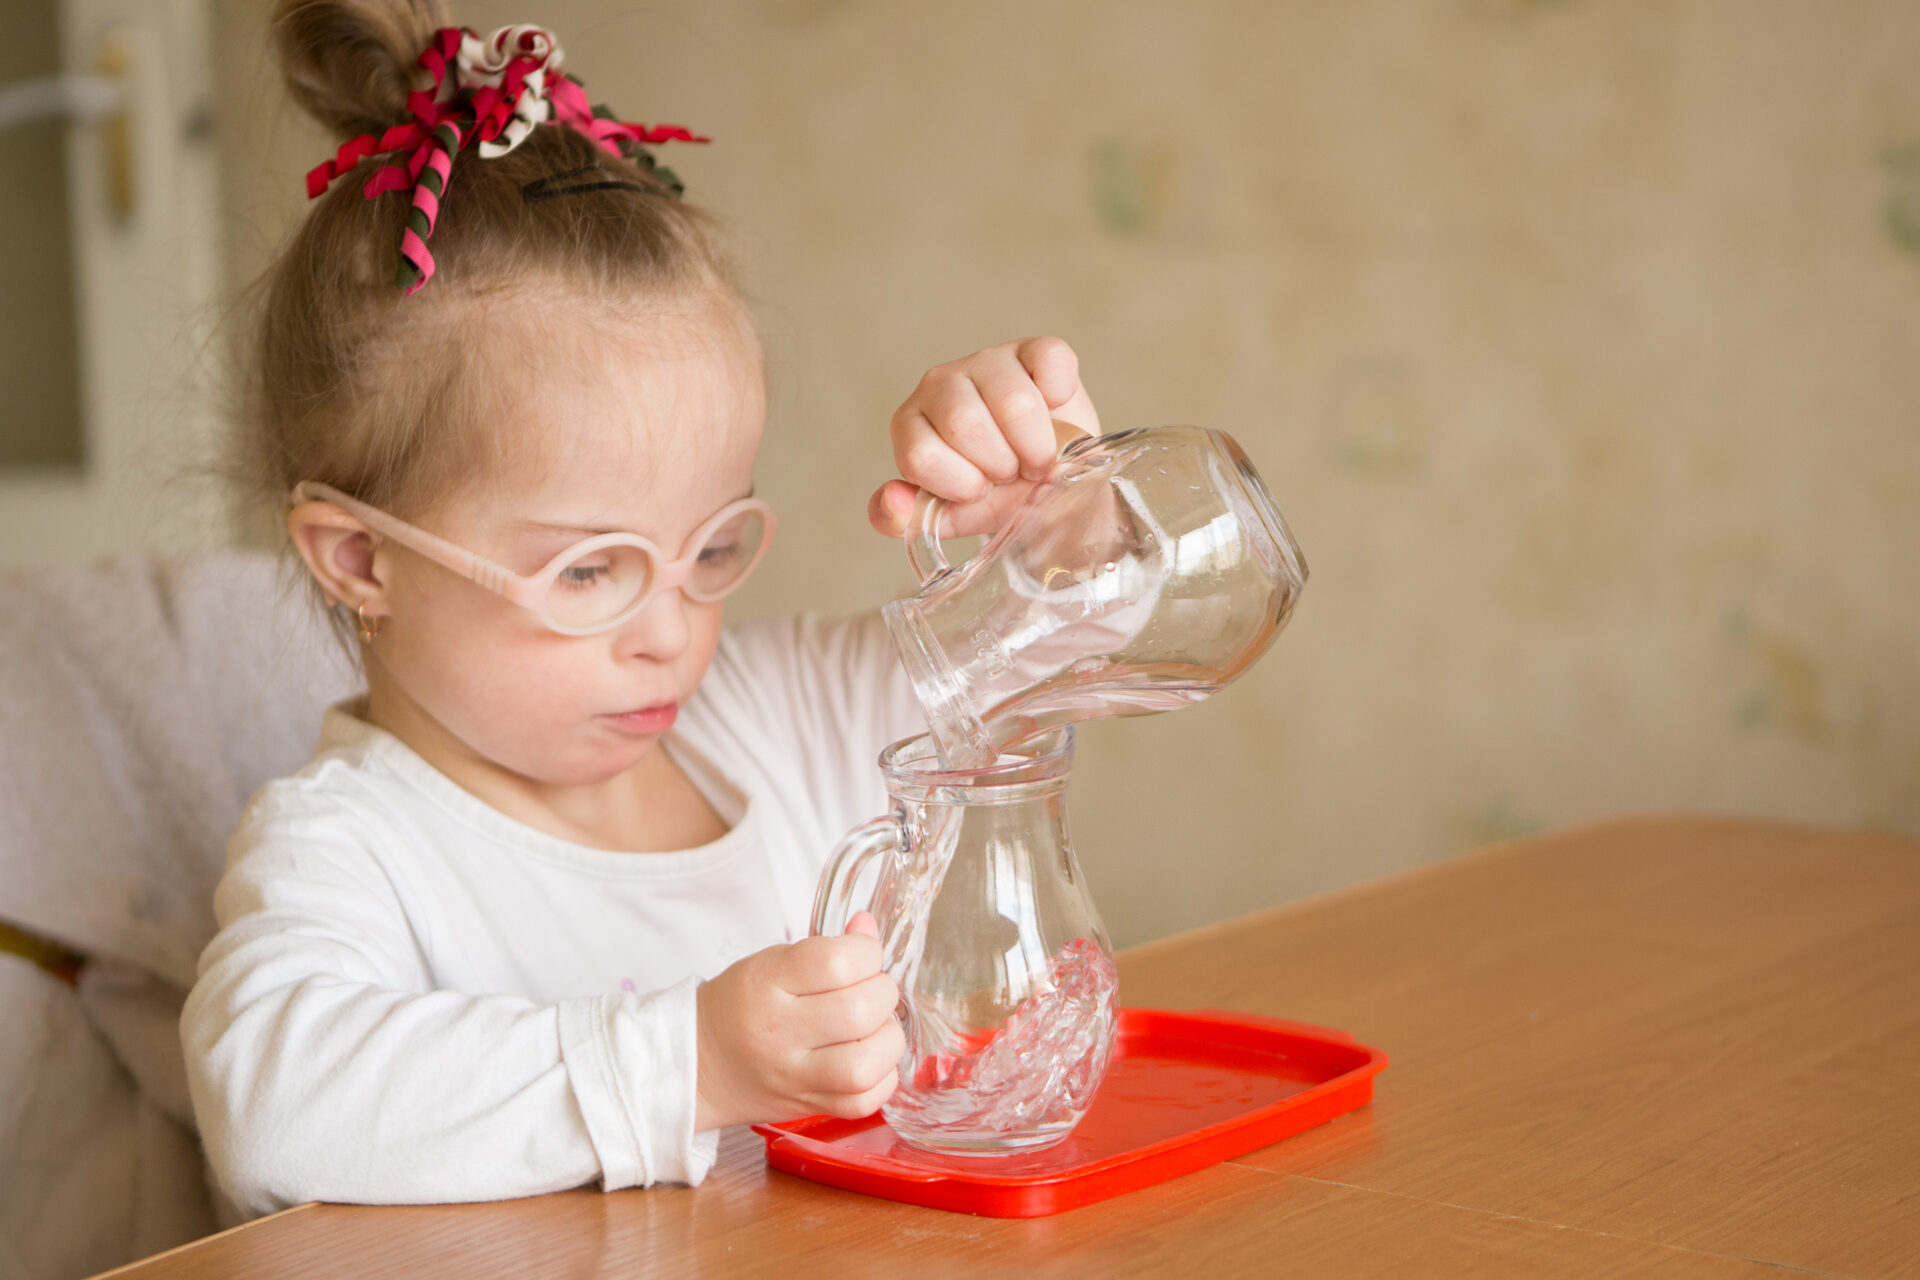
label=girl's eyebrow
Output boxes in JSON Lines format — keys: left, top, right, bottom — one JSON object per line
{"left": 508, "top": 490, "right": 759, "bottom": 538}
{"left": 512, "top": 520, "right": 616, "bottom": 536}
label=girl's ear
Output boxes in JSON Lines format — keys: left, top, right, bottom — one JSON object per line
{"left": 288, "top": 501, "right": 389, "bottom": 621}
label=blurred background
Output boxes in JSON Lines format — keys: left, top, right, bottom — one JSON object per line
{"left": 6, "top": 0, "right": 1917, "bottom": 947}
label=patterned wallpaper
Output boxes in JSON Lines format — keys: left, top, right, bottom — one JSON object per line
{"left": 215, "top": 0, "right": 1920, "bottom": 947}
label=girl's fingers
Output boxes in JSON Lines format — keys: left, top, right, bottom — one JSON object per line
{"left": 872, "top": 413, "right": 1092, "bottom": 538}
{"left": 932, "top": 420, "right": 1093, "bottom": 537}
{"left": 804, "top": 970, "right": 900, "bottom": 1047}
{"left": 1048, "top": 381, "right": 1102, "bottom": 438}
{"left": 878, "top": 339, "right": 1101, "bottom": 539}
{"left": 1016, "top": 335, "right": 1081, "bottom": 409}
{"left": 778, "top": 933, "right": 882, "bottom": 997}
{"left": 868, "top": 479, "right": 918, "bottom": 537}
{"left": 811, "top": 1066, "right": 900, "bottom": 1121}
{"left": 803, "top": 1012, "right": 906, "bottom": 1097}
{"left": 869, "top": 477, "right": 1040, "bottom": 541}
{"left": 922, "top": 376, "right": 1023, "bottom": 486}
{"left": 935, "top": 483, "right": 1042, "bottom": 539}
{"left": 966, "top": 358, "right": 1059, "bottom": 481}
{"left": 893, "top": 409, "right": 989, "bottom": 502}
{"left": 1018, "top": 337, "right": 1102, "bottom": 438}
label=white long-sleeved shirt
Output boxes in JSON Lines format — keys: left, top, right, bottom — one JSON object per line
{"left": 182, "top": 612, "right": 924, "bottom": 1218}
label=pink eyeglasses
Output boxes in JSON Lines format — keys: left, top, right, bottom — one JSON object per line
{"left": 292, "top": 481, "right": 776, "bottom": 637}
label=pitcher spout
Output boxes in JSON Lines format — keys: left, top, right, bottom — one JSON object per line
{"left": 882, "top": 597, "right": 994, "bottom": 767}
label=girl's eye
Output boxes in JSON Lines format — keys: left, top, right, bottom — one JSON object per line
{"left": 556, "top": 562, "right": 613, "bottom": 590}
{"left": 697, "top": 542, "right": 742, "bottom": 568}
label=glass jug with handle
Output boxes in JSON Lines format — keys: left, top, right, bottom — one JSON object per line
{"left": 812, "top": 727, "right": 1116, "bottom": 1155}
{"left": 881, "top": 425, "right": 1307, "bottom": 768}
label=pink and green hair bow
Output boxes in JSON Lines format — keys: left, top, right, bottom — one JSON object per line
{"left": 303, "top": 24, "right": 708, "bottom": 295}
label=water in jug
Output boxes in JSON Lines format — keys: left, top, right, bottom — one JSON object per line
{"left": 812, "top": 727, "right": 1116, "bottom": 1155}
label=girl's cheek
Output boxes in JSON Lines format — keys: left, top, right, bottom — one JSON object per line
{"left": 686, "top": 606, "right": 728, "bottom": 668}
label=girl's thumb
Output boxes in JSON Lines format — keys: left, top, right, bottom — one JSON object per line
{"left": 844, "top": 910, "right": 880, "bottom": 939}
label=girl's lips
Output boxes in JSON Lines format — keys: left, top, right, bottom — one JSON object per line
{"left": 601, "top": 703, "right": 679, "bottom": 735}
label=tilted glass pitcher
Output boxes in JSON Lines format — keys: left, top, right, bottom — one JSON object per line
{"left": 812, "top": 728, "right": 1117, "bottom": 1155}
{"left": 882, "top": 426, "right": 1308, "bottom": 768}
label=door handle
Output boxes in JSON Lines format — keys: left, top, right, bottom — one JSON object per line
{"left": 0, "top": 28, "right": 136, "bottom": 223}
{"left": 0, "top": 73, "right": 123, "bottom": 130}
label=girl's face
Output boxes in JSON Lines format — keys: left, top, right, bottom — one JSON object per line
{"left": 362, "top": 290, "right": 767, "bottom": 792}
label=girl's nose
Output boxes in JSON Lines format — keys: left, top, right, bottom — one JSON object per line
{"left": 616, "top": 586, "right": 692, "bottom": 662}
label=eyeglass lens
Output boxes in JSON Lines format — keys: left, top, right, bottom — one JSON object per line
{"left": 545, "top": 508, "right": 768, "bottom": 627}
{"left": 687, "top": 507, "right": 768, "bottom": 598}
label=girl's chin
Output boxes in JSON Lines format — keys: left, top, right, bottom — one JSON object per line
{"left": 534, "top": 751, "right": 658, "bottom": 791}
{"left": 506, "top": 730, "right": 665, "bottom": 785}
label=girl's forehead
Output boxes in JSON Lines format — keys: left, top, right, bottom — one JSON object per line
{"left": 479, "top": 293, "right": 765, "bottom": 524}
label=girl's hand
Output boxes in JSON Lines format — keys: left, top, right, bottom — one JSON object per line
{"left": 693, "top": 912, "right": 903, "bottom": 1131}
{"left": 869, "top": 336, "right": 1101, "bottom": 540}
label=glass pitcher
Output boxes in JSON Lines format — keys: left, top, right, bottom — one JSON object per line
{"left": 812, "top": 727, "right": 1117, "bottom": 1155}
{"left": 882, "top": 425, "right": 1307, "bottom": 768}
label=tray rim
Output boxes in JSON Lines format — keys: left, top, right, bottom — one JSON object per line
{"left": 752, "top": 1006, "right": 1389, "bottom": 1214}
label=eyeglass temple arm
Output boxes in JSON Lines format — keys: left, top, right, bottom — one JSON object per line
{"left": 290, "top": 482, "right": 529, "bottom": 602}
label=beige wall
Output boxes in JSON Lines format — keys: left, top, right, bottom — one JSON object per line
{"left": 213, "top": 0, "right": 1920, "bottom": 947}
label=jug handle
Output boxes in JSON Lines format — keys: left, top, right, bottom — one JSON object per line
{"left": 810, "top": 815, "right": 906, "bottom": 938}
{"left": 903, "top": 489, "right": 953, "bottom": 587}
{"left": 902, "top": 421, "right": 1097, "bottom": 587}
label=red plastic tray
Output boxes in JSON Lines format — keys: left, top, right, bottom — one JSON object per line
{"left": 752, "top": 1007, "right": 1387, "bottom": 1218}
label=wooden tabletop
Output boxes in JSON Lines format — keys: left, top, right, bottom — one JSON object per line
{"left": 101, "top": 816, "right": 1920, "bottom": 1279}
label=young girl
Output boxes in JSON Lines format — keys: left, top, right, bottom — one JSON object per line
{"left": 182, "top": 0, "right": 1100, "bottom": 1218}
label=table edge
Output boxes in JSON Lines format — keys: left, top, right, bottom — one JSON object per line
{"left": 86, "top": 1204, "right": 321, "bottom": 1280}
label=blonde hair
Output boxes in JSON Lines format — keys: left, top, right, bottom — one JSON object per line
{"left": 235, "top": 0, "right": 738, "bottom": 529}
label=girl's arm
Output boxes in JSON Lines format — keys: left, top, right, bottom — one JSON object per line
{"left": 181, "top": 809, "right": 711, "bottom": 1218}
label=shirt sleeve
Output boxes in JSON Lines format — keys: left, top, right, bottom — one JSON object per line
{"left": 181, "top": 796, "right": 716, "bottom": 1219}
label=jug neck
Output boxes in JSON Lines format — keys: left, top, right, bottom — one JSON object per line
{"left": 882, "top": 596, "right": 996, "bottom": 767}
{"left": 877, "top": 724, "right": 1076, "bottom": 807}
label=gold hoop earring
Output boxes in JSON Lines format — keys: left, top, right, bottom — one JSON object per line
{"left": 356, "top": 602, "right": 385, "bottom": 643}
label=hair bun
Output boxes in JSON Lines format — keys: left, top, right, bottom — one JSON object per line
{"left": 271, "top": 0, "right": 453, "bottom": 140}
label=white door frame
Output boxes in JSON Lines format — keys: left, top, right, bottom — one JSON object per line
{"left": 0, "top": 0, "right": 222, "bottom": 566}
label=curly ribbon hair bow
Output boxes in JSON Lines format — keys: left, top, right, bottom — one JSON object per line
{"left": 303, "top": 24, "right": 709, "bottom": 295}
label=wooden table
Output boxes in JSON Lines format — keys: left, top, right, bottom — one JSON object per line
{"left": 101, "top": 817, "right": 1920, "bottom": 1278}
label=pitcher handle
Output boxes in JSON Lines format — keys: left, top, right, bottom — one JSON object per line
{"left": 901, "top": 422, "right": 1098, "bottom": 588}
{"left": 810, "top": 814, "right": 907, "bottom": 937}
{"left": 903, "top": 489, "right": 952, "bottom": 587}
